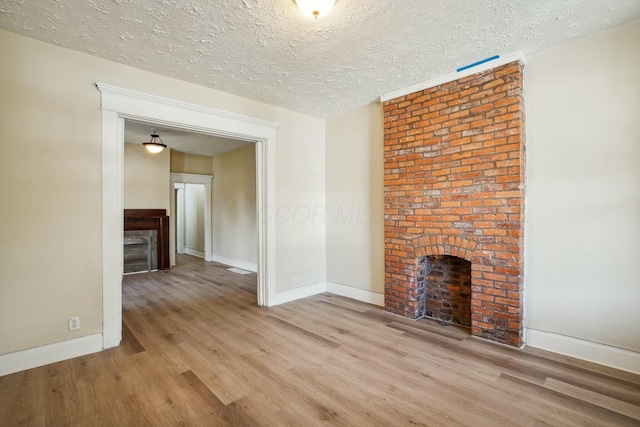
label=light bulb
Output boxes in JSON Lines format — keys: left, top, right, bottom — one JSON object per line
{"left": 144, "top": 144, "right": 165, "bottom": 154}
{"left": 295, "top": 0, "right": 335, "bottom": 19}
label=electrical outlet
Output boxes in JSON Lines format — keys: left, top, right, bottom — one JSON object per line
{"left": 68, "top": 316, "right": 80, "bottom": 332}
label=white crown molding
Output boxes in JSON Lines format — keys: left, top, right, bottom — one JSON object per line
{"left": 0, "top": 333, "right": 103, "bottom": 377}
{"left": 96, "top": 83, "right": 280, "bottom": 130}
{"left": 380, "top": 50, "right": 527, "bottom": 102}
{"left": 326, "top": 281, "right": 384, "bottom": 306}
{"left": 525, "top": 328, "right": 640, "bottom": 375}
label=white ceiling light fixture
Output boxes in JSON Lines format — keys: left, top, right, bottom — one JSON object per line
{"left": 295, "top": 0, "right": 335, "bottom": 19}
{"left": 143, "top": 133, "right": 167, "bottom": 154}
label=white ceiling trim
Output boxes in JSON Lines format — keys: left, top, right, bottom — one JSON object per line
{"left": 170, "top": 173, "right": 214, "bottom": 185}
{"left": 96, "top": 83, "right": 280, "bottom": 130}
{"left": 380, "top": 50, "right": 527, "bottom": 102}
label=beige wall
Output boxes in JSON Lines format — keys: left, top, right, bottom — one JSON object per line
{"left": 123, "top": 143, "right": 170, "bottom": 211}
{"left": 170, "top": 150, "right": 214, "bottom": 175}
{"left": 10, "top": 14, "right": 636, "bottom": 366}
{"left": 274, "top": 108, "right": 326, "bottom": 291}
{"left": 185, "top": 184, "right": 205, "bottom": 253}
{"left": 212, "top": 145, "right": 258, "bottom": 266}
{"left": 524, "top": 20, "right": 640, "bottom": 352}
{"left": 321, "top": 21, "right": 640, "bottom": 356}
{"left": 0, "top": 29, "right": 326, "bottom": 356}
{"left": 325, "top": 105, "right": 385, "bottom": 293}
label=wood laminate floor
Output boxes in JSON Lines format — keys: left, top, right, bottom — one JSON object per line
{"left": 1, "top": 254, "right": 639, "bottom": 426}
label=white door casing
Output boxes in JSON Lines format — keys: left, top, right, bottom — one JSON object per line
{"left": 174, "top": 183, "right": 186, "bottom": 255}
{"left": 97, "top": 83, "right": 278, "bottom": 349}
{"left": 170, "top": 174, "right": 213, "bottom": 263}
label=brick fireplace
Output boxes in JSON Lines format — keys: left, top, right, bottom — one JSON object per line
{"left": 383, "top": 61, "right": 525, "bottom": 346}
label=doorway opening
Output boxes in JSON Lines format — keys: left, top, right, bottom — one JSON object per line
{"left": 97, "top": 83, "right": 278, "bottom": 349}
{"left": 170, "top": 174, "right": 213, "bottom": 265}
{"left": 175, "top": 183, "right": 208, "bottom": 260}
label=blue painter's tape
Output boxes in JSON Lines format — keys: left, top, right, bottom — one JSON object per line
{"left": 456, "top": 55, "right": 500, "bottom": 72}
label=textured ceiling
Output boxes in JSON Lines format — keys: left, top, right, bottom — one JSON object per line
{"left": 125, "top": 120, "right": 251, "bottom": 158}
{"left": 1, "top": 0, "right": 639, "bottom": 118}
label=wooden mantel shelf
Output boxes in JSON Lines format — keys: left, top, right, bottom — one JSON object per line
{"left": 124, "top": 209, "right": 170, "bottom": 270}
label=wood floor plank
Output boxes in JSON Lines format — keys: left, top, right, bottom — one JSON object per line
{"left": 524, "top": 345, "right": 640, "bottom": 385}
{"left": 361, "top": 306, "right": 471, "bottom": 339}
{"left": 265, "top": 315, "right": 341, "bottom": 348}
{"left": 122, "top": 321, "right": 146, "bottom": 354}
{"left": 177, "top": 342, "right": 251, "bottom": 405}
{"left": 461, "top": 336, "right": 640, "bottom": 395}
{"left": 545, "top": 372, "right": 640, "bottom": 406}
{"left": 1, "top": 253, "right": 639, "bottom": 426}
{"left": 498, "top": 374, "right": 640, "bottom": 426}
{"left": 180, "top": 369, "right": 258, "bottom": 426}
{"left": 544, "top": 377, "right": 640, "bottom": 421}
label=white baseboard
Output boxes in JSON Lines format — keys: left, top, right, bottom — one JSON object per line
{"left": 273, "top": 282, "right": 327, "bottom": 305}
{"left": 184, "top": 248, "right": 205, "bottom": 259}
{"left": 525, "top": 328, "right": 640, "bottom": 375}
{"left": 271, "top": 281, "right": 384, "bottom": 307}
{"left": 212, "top": 254, "right": 257, "bottom": 273}
{"left": 0, "top": 333, "right": 103, "bottom": 377}
{"left": 326, "top": 281, "right": 384, "bottom": 306}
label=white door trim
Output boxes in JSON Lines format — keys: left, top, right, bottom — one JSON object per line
{"left": 174, "top": 183, "right": 186, "bottom": 254}
{"left": 97, "top": 83, "right": 278, "bottom": 349}
{"left": 170, "top": 174, "right": 213, "bottom": 263}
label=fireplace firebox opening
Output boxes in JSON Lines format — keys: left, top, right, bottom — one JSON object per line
{"left": 418, "top": 255, "right": 472, "bottom": 328}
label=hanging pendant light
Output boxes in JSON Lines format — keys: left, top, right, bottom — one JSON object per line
{"left": 295, "top": 0, "right": 335, "bottom": 19}
{"left": 143, "top": 133, "right": 166, "bottom": 154}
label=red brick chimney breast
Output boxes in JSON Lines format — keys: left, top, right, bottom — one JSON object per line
{"left": 383, "top": 61, "right": 525, "bottom": 346}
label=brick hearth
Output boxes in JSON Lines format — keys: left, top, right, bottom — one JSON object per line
{"left": 383, "top": 61, "right": 525, "bottom": 346}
